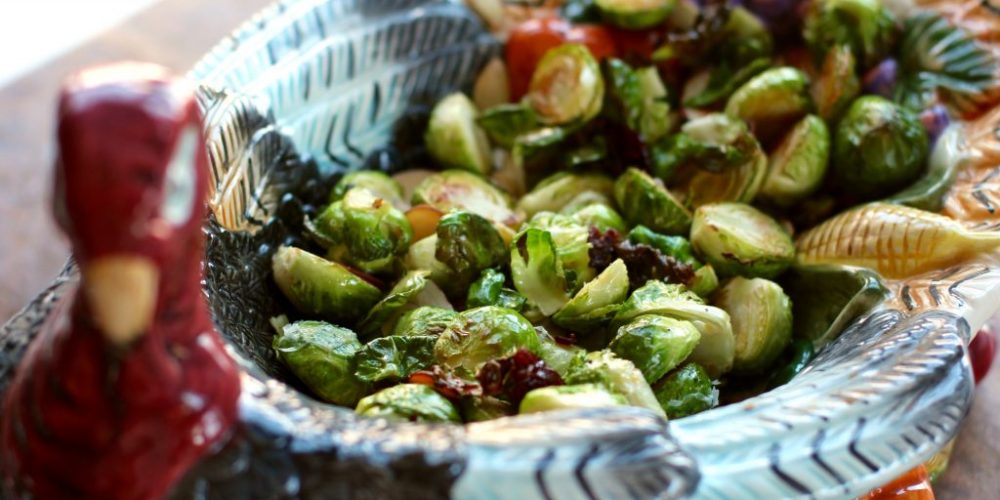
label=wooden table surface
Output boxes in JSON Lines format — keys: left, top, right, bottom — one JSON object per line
{"left": 0, "top": 1, "right": 995, "bottom": 498}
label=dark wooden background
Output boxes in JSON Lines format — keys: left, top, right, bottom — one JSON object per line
{"left": 0, "top": 0, "right": 994, "bottom": 497}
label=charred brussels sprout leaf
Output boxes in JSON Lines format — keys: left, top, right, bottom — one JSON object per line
{"left": 690, "top": 203, "right": 795, "bottom": 279}
{"left": 271, "top": 246, "right": 383, "bottom": 325}
{"left": 519, "top": 384, "right": 627, "bottom": 414}
{"left": 831, "top": 96, "right": 929, "bottom": 200}
{"left": 528, "top": 44, "right": 605, "bottom": 126}
{"left": 613, "top": 281, "right": 735, "bottom": 378}
{"left": 273, "top": 320, "right": 370, "bottom": 406}
{"left": 330, "top": 170, "right": 407, "bottom": 209}
{"left": 354, "top": 335, "right": 437, "bottom": 383}
{"left": 614, "top": 167, "right": 691, "bottom": 236}
{"left": 511, "top": 228, "right": 571, "bottom": 315}
{"left": 653, "top": 363, "right": 718, "bottom": 418}
{"left": 467, "top": 268, "right": 527, "bottom": 311}
{"left": 357, "top": 270, "right": 428, "bottom": 340}
{"left": 803, "top": 0, "right": 897, "bottom": 69}
{"left": 517, "top": 172, "right": 614, "bottom": 217}
{"left": 392, "top": 306, "right": 458, "bottom": 337}
{"left": 425, "top": 92, "right": 492, "bottom": 175}
{"left": 759, "top": 114, "right": 831, "bottom": 207}
{"left": 435, "top": 211, "right": 508, "bottom": 290}
{"left": 477, "top": 103, "right": 540, "bottom": 148}
{"left": 356, "top": 384, "right": 460, "bottom": 422}
{"left": 564, "top": 350, "right": 664, "bottom": 416}
{"left": 553, "top": 259, "right": 630, "bottom": 333}
{"left": 712, "top": 276, "right": 793, "bottom": 375}
{"left": 311, "top": 187, "right": 414, "bottom": 275}
{"left": 434, "top": 306, "right": 541, "bottom": 372}
{"left": 610, "top": 315, "right": 701, "bottom": 383}
{"left": 412, "top": 170, "right": 520, "bottom": 228}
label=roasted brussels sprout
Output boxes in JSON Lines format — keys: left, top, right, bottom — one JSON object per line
{"left": 552, "top": 259, "right": 630, "bottom": 333}
{"left": 519, "top": 384, "right": 628, "bottom": 414}
{"left": 569, "top": 202, "right": 628, "bottom": 233}
{"left": 273, "top": 320, "right": 370, "bottom": 406}
{"left": 356, "top": 271, "right": 428, "bottom": 339}
{"left": 467, "top": 268, "right": 527, "bottom": 311}
{"left": 392, "top": 306, "right": 459, "bottom": 337}
{"left": 311, "top": 187, "right": 413, "bottom": 275}
{"left": 536, "top": 327, "right": 586, "bottom": 376}
{"left": 272, "top": 246, "right": 383, "bottom": 325}
{"left": 627, "top": 226, "right": 698, "bottom": 266}
{"left": 434, "top": 306, "right": 541, "bottom": 372}
{"left": 528, "top": 44, "right": 604, "bottom": 126}
{"left": 522, "top": 212, "right": 594, "bottom": 292}
{"left": 477, "top": 103, "right": 540, "bottom": 148}
{"left": 652, "top": 363, "right": 718, "bottom": 418}
{"left": 604, "top": 58, "right": 674, "bottom": 142}
{"left": 759, "top": 114, "right": 830, "bottom": 207}
{"left": 594, "top": 0, "right": 674, "bottom": 29}
{"left": 330, "top": 170, "right": 407, "bottom": 210}
{"left": 725, "top": 67, "right": 812, "bottom": 141}
{"left": 404, "top": 235, "right": 457, "bottom": 294}
{"left": 690, "top": 264, "right": 720, "bottom": 298}
{"left": 564, "top": 350, "right": 665, "bottom": 416}
{"left": 610, "top": 315, "right": 701, "bottom": 383}
{"left": 511, "top": 228, "right": 571, "bottom": 316}
{"left": 462, "top": 395, "right": 513, "bottom": 422}
{"left": 712, "top": 276, "right": 793, "bottom": 375}
{"left": 612, "top": 281, "right": 734, "bottom": 377}
{"left": 435, "top": 210, "right": 509, "bottom": 290}
{"left": 425, "top": 92, "right": 492, "bottom": 175}
{"left": 812, "top": 45, "right": 860, "bottom": 123}
{"left": 412, "top": 170, "right": 520, "bottom": 228}
{"left": 803, "top": 0, "right": 896, "bottom": 69}
{"left": 355, "top": 384, "right": 461, "bottom": 423}
{"left": 354, "top": 335, "right": 436, "bottom": 383}
{"left": 614, "top": 167, "right": 691, "bottom": 236}
{"left": 516, "top": 172, "right": 614, "bottom": 217}
{"left": 690, "top": 203, "right": 795, "bottom": 279}
{"left": 830, "top": 96, "right": 929, "bottom": 200}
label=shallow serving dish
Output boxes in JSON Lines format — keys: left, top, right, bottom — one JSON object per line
{"left": 3, "top": 0, "right": 1000, "bottom": 498}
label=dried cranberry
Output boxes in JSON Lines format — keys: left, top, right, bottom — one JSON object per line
{"left": 476, "top": 349, "right": 564, "bottom": 406}
{"left": 587, "top": 227, "right": 695, "bottom": 289}
{"left": 408, "top": 365, "right": 481, "bottom": 400}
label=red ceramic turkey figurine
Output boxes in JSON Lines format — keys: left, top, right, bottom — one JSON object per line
{"left": 0, "top": 63, "right": 241, "bottom": 499}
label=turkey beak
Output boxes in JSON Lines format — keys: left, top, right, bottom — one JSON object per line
{"left": 82, "top": 255, "right": 159, "bottom": 346}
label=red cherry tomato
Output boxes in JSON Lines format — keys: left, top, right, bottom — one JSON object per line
{"left": 506, "top": 18, "right": 616, "bottom": 100}
{"left": 970, "top": 325, "right": 997, "bottom": 384}
{"left": 861, "top": 466, "right": 934, "bottom": 500}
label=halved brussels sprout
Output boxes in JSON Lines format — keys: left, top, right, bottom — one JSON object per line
{"left": 711, "top": 276, "right": 793, "bottom": 375}
{"left": 594, "top": 0, "right": 674, "bottom": 29}
{"left": 516, "top": 172, "right": 615, "bottom": 217}
{"left": 462, "top": 395, "right": 513, "bottom": 422}
{"left": 356, "top": 270, "right": 428, "bottom": 339}
{"left": 652, "top": 113, "right": 763, "bottom": 181}
{"left": 355, "top": 384, "right": 460, "bottom": 423}
{"left": 759, "top": 114, "right": 830, "bottom": 207}
{"left": 310, "top": 187, "right": 413, "bottom": 275}
{"left": 435, "top": 211, "right": 509, "bottom": 292}
{"left": 392, "top": 306, "right": 459, "bottom": 337}
{"left": 536, "top": 327, "right": 586, "bottom": 376}
{"left": 527, "top": 44, "right": 605, "bottom": 126}
{"left": 725, "top": 67, "right": 812, "bottom": 141}
{"left": 610, "top": 315, "right": 701, "bottom": 383}
{"left": 569, "top": 202, "right": 628, "bottom": 233}
{"left": 812, "top": 45, "right": 860, "bottom": 123}
{"left": 434, "top": 306, "right": 541, "bottom": 372}
{"left": 690, "top": 203, "right": 795, "bottom": 279}
{"left": 272, "top": 246, "right": 383, "bottom": 325}
{"left": 510, "top": 228, "right": 571, "bottom": 315}
{"left": 522, "top": 212, "right": 594, "bottom": 292}
{"left": 412, "top": 170, "right": 520, "bottom": 228}
{"left": 830, "top": 96, "right": 929, "bottom": 200}
{"left": 354, "top": 335, "right": 436, "bottom": 383}
{"left": 477, "top": 103, "right": 540, "bottom": 148}
{"left": 803, "top": 0, "right": 897, "bottom": 69}
{"left": 565, "top": 350, "right": 665, "bottom": 416}
{"left": 467, "top": 268, "right": 527, "bottom": 311}
{"left": 273, "top": 320, "right": 369, "bottom": 406}
{"left": 612, "top": 281, "right": 734, "bottom": 377}
{"left": 425, "top": 92, "right": 492, "bottom": 175}
{"left": 614, "top": 167, "right": 691, "bottom": 236}
{"left": 553, "top": 259, "right": 630, "bottom": 333}
{"left": 519, "top": 384, "right": 628, "bottom": 414}
{"left": 652, "top": 363, "right": 718, "bottom": 419}
{"left": 330, "top": 171, "right": 407, "bottom": 210}
{"left": 604, "top": 59, "right": 675, "bottom": 143}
